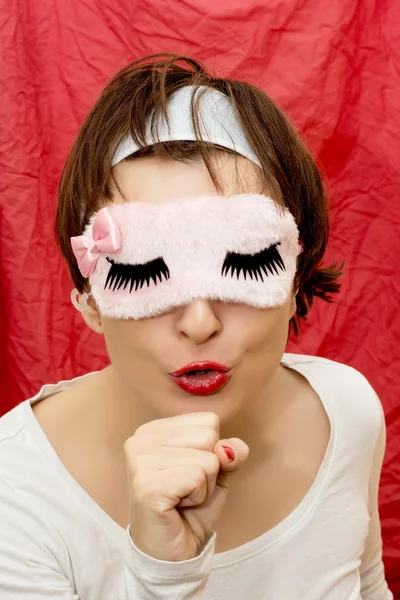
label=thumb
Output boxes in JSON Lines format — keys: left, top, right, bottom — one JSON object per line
{"left": 187, "top": 438, "right": 250, "bottom": 530}
{"left": 214, "top": 438, "right": 250, "bottom": 490}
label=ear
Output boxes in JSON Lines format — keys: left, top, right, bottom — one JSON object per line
{"left": 80, "top": 297, "right": 105, "bottom": 334}
{"left": 289, "top": 288, "right": 297, "bottom": 320}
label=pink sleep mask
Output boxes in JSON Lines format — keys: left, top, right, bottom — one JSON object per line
{"left": 70, "top": 193, "right": 300, "bottom": 319}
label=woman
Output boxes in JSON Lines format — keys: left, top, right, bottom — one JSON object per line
{"left": 0, "top": 54, "right": 392, "bottom": 599}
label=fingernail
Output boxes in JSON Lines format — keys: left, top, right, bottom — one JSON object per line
{"left": 222, "top": 445, "right": 235, "bottom": 461}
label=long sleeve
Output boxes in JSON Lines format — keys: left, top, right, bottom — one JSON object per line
{"left": 122, "top": 526, "right": 215, "bottom": 599}
{"left": 360, "top": 398, "right": 393, "bottom": 600}
{"left": 0, "top": 477, "right": 214, "bottom": 599}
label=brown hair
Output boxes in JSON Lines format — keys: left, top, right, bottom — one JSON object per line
{"left": 56, "top": 53, "right": 342, "bottom": 334}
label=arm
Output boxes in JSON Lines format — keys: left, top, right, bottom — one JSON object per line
{"left": 360, "top": 400, "right": 393, "bottom": 600}
{"left": 0, "top": 478, "right": 214, "bottom": 599}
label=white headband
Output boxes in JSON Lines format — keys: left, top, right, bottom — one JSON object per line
{"left": 112, "top": 85, "right": 262, "bottom": 167}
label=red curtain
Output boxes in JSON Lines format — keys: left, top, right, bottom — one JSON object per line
{"left": 1, "top": 0, "right": 399, "bottom": 593}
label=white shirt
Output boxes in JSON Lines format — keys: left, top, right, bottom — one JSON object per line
{"left": 0, "top": 354, "right": 393, "bottom": 599}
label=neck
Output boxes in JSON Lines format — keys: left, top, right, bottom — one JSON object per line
{"left": 88, "top": 362, "right": 296, "bottom": 465}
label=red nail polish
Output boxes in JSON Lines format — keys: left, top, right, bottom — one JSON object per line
{"left": 222, "top": 445, "right": 235, "bottom": 461}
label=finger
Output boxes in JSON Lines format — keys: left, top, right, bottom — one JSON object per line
{"left": 135, "top": 412, "right": 220, "bottom": 434}
{"left": 136, "top": 449, "right": 221, "bottom": 505}
{"left": 182, "top": 438, "right": 250, "bottom": 527}
{"left": 214, "top": 438, "right": 250, "bottom": 473}
{"left": 128, "top": 426, "right": 219, "bottom": 453}
{"left": 132, "top": 466, "right": 209, "bottom": 513}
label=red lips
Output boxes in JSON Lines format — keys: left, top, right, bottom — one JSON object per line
{"left": 168, "top": 361, "right": 232, "bottom": 396}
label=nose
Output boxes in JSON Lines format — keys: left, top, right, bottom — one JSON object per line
{"left": 177, "top": 299, "right": 222, "bottom": 345}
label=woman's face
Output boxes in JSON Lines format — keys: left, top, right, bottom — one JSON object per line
{"left": 83, "top": 153, "right": 296, "bottom": 423}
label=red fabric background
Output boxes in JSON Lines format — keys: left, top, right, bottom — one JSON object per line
{"left": 1, "top": 0, "right": 399, "bottom": 593}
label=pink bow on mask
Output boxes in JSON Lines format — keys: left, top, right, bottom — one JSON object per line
{"left": 71, "top": 207, "right": 122, "bottom": 278}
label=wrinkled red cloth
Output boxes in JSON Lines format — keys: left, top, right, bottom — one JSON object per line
{"left": 0, "top": 0, "right": 399, "bottom": 593}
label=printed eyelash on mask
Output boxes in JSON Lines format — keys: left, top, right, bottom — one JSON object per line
{"left": 221, "top": 242, "right": 285, "bottom": 281}
{"left": 105, "top": 257, "right": 170, "bottom": 292}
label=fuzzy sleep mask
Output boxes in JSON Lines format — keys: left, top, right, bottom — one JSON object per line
{"left": 70, "top": 193, "right": 300, "bottom": 319}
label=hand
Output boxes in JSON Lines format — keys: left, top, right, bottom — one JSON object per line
{"left": 125, "top": 411, "right": 249, "bottom": 562}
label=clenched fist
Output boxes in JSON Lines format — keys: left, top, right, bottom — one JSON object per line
{"left": 125, "top": 411, "right": 249, "bottom": 562}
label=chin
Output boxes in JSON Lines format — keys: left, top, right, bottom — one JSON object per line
{"left": 166, "top": 386, "right": 243, "bottom": 423}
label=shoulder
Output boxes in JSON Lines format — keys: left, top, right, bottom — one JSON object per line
{"left": 283, "top": 352, "right": 381, "bottom": 409}
{"left": 0, "top": 403, "right": 65, "bottom": 557}
{"left": 0, "top": 387, "right": 96, "bottom": 565}
{"left": 0, "top": 371, "right": 96, "bottom": 497}
{"left": 0, "top": 400, "right": 50, "bottom": 493}
{"left": 283, "top": 353, "right": 384, "bottom": 442}
{"left": 0, "top": 400, "right": 31, "bottom": 463}
{"left": 283, "top": 351, "right": 378, "bottom": 389}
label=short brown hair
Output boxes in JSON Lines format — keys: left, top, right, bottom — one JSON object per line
{"left": 55, "top": 53, "right": 342, "bottom": 334}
